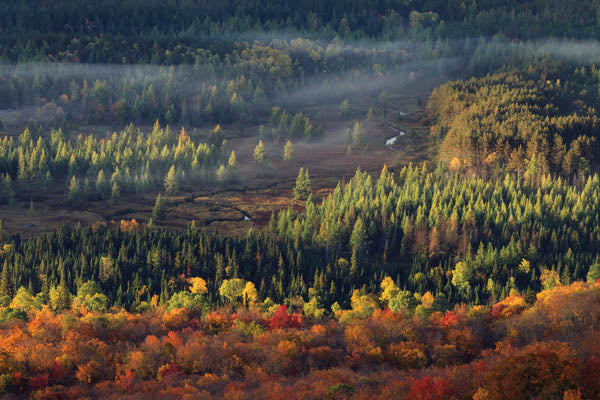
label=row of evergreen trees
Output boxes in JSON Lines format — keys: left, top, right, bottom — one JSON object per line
{"left": 0, "top": 122, "right": 225, "bottom": 203}
{"left": 2, "top": 164, "right": 600, "bottom": 312}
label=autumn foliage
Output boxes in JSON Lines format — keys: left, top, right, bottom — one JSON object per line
{"left": 0, "top": 282, "right": 598, "bottom": 398}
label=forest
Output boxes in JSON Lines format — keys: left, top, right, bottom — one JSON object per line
{"left": 3, "top": 0, "right": 600, "bottom": 398}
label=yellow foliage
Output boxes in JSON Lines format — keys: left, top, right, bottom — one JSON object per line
{"left": 188, "top": 277, "right": 208, "bottom": 295}
{"left": 242, "top": 281, "right": 258, "bottom": 306}
{"left": 379, "top": 276, "right": 399, "bottom": 303}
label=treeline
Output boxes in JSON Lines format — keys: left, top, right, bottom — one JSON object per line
{"left": 0, "top": 40, "right": 409, "bottom": 127}
{"left": 2, "top": 165, "right": 600, "bottom": 311}
{"left": 1, "top": 0, "right": 599, "bottom": 65}
{"left": 268, "top": 107, "right": 324, "bottom": 141}
{"left": 0, "top": 122, "right": 225, "bottom": 203}
{"left": 428, "top": 67, "right": 600, "bottom": 176}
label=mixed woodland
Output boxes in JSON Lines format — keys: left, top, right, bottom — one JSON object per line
{"left": 2, "top": 0, "right": 600, "bottom": 398}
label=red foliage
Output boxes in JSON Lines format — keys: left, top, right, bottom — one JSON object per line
{"left": 50, "top": 362, "right": 66, "bottom": 383}
{"left": 115, "top": 369, "right": 136, "bottom": 393}
{"left": 407, "top": 377, "right": 457, "bottom": 400}
{"left": 440, "top": 311, "right": 459, "bottom": 328}
{"left": 30, "top": 373, "right": 49, "bottom": 390}
{"left": 268, "top": 305, "right": 302, "bottom": 330}
{"left": 157, "top": 361, "right": 181, "bottom": 380}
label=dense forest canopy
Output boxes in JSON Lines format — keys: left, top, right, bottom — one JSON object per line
{"left": 428, "top": 66, "right": 600, "bottom": 175}
{"left": 2, "top": 0, "right": 600, "bottom": 398}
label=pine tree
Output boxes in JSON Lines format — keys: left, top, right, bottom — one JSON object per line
{"left": 293, "top": 167, "right": 311, "bottom": 201}
{"left": 352, "top": 121, "right": 366, "bottom": 148}
{"left": 164, "top": 165, "right": 179, "bottom": 195}
{"left": 350, "top": 217, "right": 367, "bottom": 253}
{"left": 2, "top": 174, "right": 14, "bottom": 204}
{"left": 283, "top": 140, "right": 294, "bottom": 161}
{"left": 68, "top": 175, "right": 80, "bottom": 205}
{"left": 216, "top": 164, "right": 227, "bottom": 182}
{"left": 254, "top": 140, "right": 266, "bottom": 162}
{"left": 152, "top": 193, "right": 167, "bottom": 220}
{"left": 111, "top": 182, "right": 121, "bottom": 205}
{"left": 227, "top": 151, "right": 239, "bottom": 182}
{"left": 57, "top": 268, "right": 72, "bottom": 311}
{"left": 0, "top": 260, "right": 11, "bottom": 299}
{"left": 96, "top": 169, "right": 109, "bottom": 199}
{"left": 228, "top": 150, "right": 238, "bottom": 169}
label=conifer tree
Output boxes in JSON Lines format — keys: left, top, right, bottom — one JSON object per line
{"left": 152, "top": 193, "right": 167, "bottom": 220}
{"left": 111, "top": 182, "right": 121, "bottom": 205}
{"left": 254, "top": 140, "right": 266, "bottom": 162}
{"left": 228, "top": 150, "right": 238, "bottom": 169}
{"left": 56, "top": 268, "right": 72, "bottom": 311}
{"left": 293, "top": 167, "right": 311, "bottom": 200}
{"left": 216, "top": 164, "right": 227, "bottom": 182}
{"left": 350, "top": 217, "right": 367, "bottom": 253}
{"left": 96, "top": 169, "right": 109, "bottom": 199}
{"left": 352, "top": 121, "right": 366, "bottom": 148}
{"left": 164, "top": 165, "right": 179, "bottom": 195}
{"left": 283, "top": 140, "right": 294, "bottom": 161}
{"left": 68, "top": 175, "right": 80, "bottom": 205}
{"left": 0, "top": 261, "right": 11, "bottom": 300}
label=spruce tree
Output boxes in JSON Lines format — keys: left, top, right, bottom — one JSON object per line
{"left": 254, "top": 140, "right": 266, "bottom": 162}
{"left": 293, "top": 167, "right": 312, "bottom": 201}
{"left": 164, "top": 165, "right": 179, "bottom": 195}
{"left": 111, "top": 182, "right": 121, "bottom": 205}
{"left": 283, "top": 140, "right": 294, "bottom": 161}
{"left": 57, "top": 268, "right": 72, "bottom": 311}
{"left": 152, "top": 193, "right": 167, "bottom": 220}
{"left": 96, "top": 169, "right": 109, "bottom": 199}
{"left": 68, "top": 175, "right": 80, "bottom": 205}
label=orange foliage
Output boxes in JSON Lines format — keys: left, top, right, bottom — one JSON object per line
{"left": 491, "top": 292, "right": 527, "bottom": 318}
{"left": 119, "top": 219, "right": 139, "bottom": 232}
{"left": 0, "top": 282, "right": 597, "bottom": 398}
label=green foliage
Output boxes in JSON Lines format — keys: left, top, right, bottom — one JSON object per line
{"left": 10, "top": 287, "right": 40, "bottom": 312}
{"left": 166, "top": 291, "right": 206, "bottom": 312}
{"left": 283, "top": 140, "right": 294, "bottom": 162}
{"left": 428, "top": 69, "right": 600, "bottom": 176}
{"left": 219, "top": 279, "right": 247, "bottom": 303}
{"left": 587, "top": 263, "right": 600, "bottom": 283}
{"left": 164, "top": 165, "right": 179, "bottom": 195}
{"left": 451, "top": 261, "right": 472, "bottom": 293}
{"left": 72, "top": 281, "right": 109, "bottom": 313}
{"left": 216, "top": 164, "right": 227, "bottom": 183}
{"left": 351, "top": 121, "right": 366, "bottom": 148}
{"left": 67, "top": 175, "right": 80, "bottom": 205}
{"left": 2, "top": 164, "right": 600, "bottom": 311}
{"left": 388, "top": 290, "right": 418, "bottom": 312}
{"left": 350, "top": 217, "right": 368, "bottom": 253}
{"left": 152, "top": 193, "right": 167, "bottom": 220}
{"left": 0, "top": 125, "right": 224, "bottom": 203}
{"left": 293, "top": 167, "right": 311, "bottom": 201}
{"left": 111, "top": 182, "right": 120, "bottom": 205}
{"left": 0, "top": 308, "right": 28, "bottom": 325}
{"left": 253, "top": 140, "right": 266, "bottom": 163}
